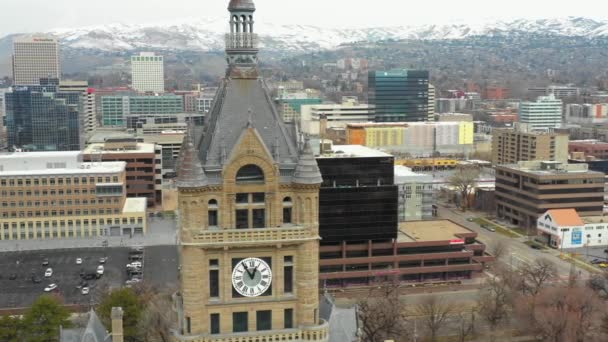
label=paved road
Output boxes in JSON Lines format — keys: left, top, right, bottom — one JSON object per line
{"left": 436, "top": 203, "right": 591, "bottom": 280}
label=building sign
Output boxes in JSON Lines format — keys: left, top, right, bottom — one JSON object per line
{"left": 571, "top": 228, "right": 582, "bottom": 246}
{"left": 449, "top": 239, "right": 465, "bottom": 245}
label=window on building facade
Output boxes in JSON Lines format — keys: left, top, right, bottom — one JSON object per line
{"left": 256, "top": 310, "right": 272, "bottom": 331}
{"left": 233, "top": 312, "right": 248, "bottom": 333}
{"left": 283, "top": 197, "right": 292, "bottom": 224}
{"left": 210, "top": 314, "right": 220, "bottom": 334}
{"left": 284, "top": 309, "right": 294, "bottom": 329}
{"left": 236, "top": 165, "right": 264, "bottom": 184}
{"left": 284, "top": 256, "right": 294, "bottom": 294}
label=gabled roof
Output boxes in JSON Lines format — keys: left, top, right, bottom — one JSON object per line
{"left": 198, "top": 78, "right": 299, "bottom": 170}
{"left": 545, "top": 209, "right": 584, "bottom": 227}
{"left": 60, "top": 309, "right": 110, "bottom": 342}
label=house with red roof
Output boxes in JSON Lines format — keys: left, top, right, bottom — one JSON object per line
{"left": 537, "top": 209, "right": 608, "bottom": 249}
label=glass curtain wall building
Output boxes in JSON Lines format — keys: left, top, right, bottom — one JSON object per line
{"left": 369, "top": 70, "right": 430, "bottom": 122}
{"left": 6, "top": 79, "right": 82, "bottom": 151}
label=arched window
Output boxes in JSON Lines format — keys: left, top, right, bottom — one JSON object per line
{"left": 283, "top": 197, "right": 293, "bottom": 224}
{"left": 236, "top": 165, "right": 264, "bottom": 184}
{"left": 208, "top": 199, "right": 218, "bottom": 227}
{"left": 241, "top": 15, "right": 248, "bottom": 33}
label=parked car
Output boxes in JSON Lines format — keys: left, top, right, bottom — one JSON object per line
{"left": 83, "top": 273, "right": 96, "bottom": 280}
{"left": 44, "top": 283, "right": 58, "bottom": 292}
{"left": 76, "top": 258, "right": 83, "bottom": 265}
{"left": 9, "top": 274, "right": 17, "bottom": 280}
{"left": 591, "top": 259, "right": 604, "bottom": 265}
{"left": 598, "top": 263, "right": 608, "bottom": 268}
{"left": 99, "top": 257, "right": 107, "bottom": 264}
{"left": 31, "top": 276, "right": 42, "bottom": 283}
{"left": 125, "top": 278, "right": 141, "bottom": 285}
{"left": 127, "top": 261, "right": 142, "bottom": 268}
{"left": 44, "top": 268, "right": 53, "bottom": 277}
{"left": 530, "top": 244, "right": 542, "bottom": 250}
{"left": 81, "top": 287, "right": 90, "bottom": 295}
{"left": 42, "top": 258, "right": 49, "bottom": 266}
{"left": 96, "top": 265, "right": 104, "bottom": 275}
{"left": 76, "top": 280, "right": 88, "bottom": 289}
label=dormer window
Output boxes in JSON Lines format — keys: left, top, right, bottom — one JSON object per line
{"left": 236, "top": 165, "right": 264, "bottom": 184}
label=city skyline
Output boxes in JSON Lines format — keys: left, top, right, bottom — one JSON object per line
{"left": 2, "top": 0, "right": 608, "bottom": 37}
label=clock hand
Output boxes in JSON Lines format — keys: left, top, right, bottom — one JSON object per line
{"left": 242, "top": 261, "right": 254, "bottom": 279}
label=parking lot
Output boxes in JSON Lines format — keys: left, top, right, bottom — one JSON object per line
{"left": 0, "top": 246, "right": 179, "bottom": 308}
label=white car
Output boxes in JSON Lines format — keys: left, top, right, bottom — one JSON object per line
{"left": 125, "top": 278, "right": 141, "bottom": 285}
{"left": 81, "top": 287, "right": 90, "bottom": 295}
{"left": 44, "top": 268, "right": 53, "bottom": 277}
{"left": 99, "top": 257, "right": 107, "bottom": 264}
{"left": 76, "top": 258, "right": 83, "bottom": 265}
{"left": 127, "top": 261, "right": 142, "bottom": 268}
{"left": 96, "top": 265, "right": 104, "bottom": 275}
{"left": 44, "top": 283, "right": 57, "bottom": 292}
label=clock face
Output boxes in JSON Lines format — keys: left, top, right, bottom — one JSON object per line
{"left": 232, "top": 257, "right": 273, "bottom": 297}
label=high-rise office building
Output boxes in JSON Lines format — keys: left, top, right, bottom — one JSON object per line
{"left": 519, "top": 94, "right": 563, "bottom": 130}
{"left": 12, "top": 35, "right": 60, "bottom": 86}
{"left": 5, "top": 79, "right": 82, "bottom": 151}
{"left": 492, "top": 123, "right": 569, "bottom": 165}
{"left": 131, "top": 52, "right": 164, "bottom": 93}
{"left": 59, "top": 80, "right": 97, "bottom": 136}
{"left": 428, "top": 84, "right": 435, "bottom": 121}
{"left": 368, "top": 69, "right": 430, "bottom": 122}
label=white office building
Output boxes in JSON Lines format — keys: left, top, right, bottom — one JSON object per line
{"left": 300, "top": 98, "right": 373, "bottom": 135}
{"left": 12, "top": 35, "right": 60, "bottom": 85}
{"left": 537, "top": 209, "right": 608, "bottom": 249}
{"left": 394, "top": 166, "right": 434, "bottom": 222}
{"left": 131, "top": 52, "right": 164, "bottom": 93}
{"left": 519, "top": 94, "right": 563, "bottom": 130}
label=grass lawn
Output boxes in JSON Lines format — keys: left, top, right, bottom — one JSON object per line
{"left": 472, "top": 218, "right": 519, "bottom": 238}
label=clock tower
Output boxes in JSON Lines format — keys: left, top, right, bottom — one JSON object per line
{"left": 171, "top": 1, "right": 328, "bottom": 341}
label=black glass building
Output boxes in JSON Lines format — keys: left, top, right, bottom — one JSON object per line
{"left": 6, "top": 79, "right": 82, "bottom": 151}
{"left": 369, "top": 69, "right": 429, "bottom": 122}
{"left": 317, "top": 147, "right": 398, "bottom": 243}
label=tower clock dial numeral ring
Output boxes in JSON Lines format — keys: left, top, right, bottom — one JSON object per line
{"left": 232, "top": 257, "right": 272, "bottom": 297}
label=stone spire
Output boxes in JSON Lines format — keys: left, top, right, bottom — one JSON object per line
{"left": 293, "top": 136, "right": 323, "bottom": 185}
{"left": 177, "top": 124, "right": 208, "bottom": 189}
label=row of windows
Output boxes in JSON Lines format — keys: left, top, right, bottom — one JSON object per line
{"left": 0, "top": 175, "right": 119, "bottom": 187}
{"left": 1, "top": 188, "right": 98, "bottom": 197}
{"left": 1, "top": 198, "right": 120, "bottom": 207}
{"left": 1, "top": 208, "right": 121, "bottom": 218}
{"left": 185, "top": 309, "right": 293, "bottom": 336}
{"left": 2, "top": 217, "right": 142, "bottom": 230}
{"left": 206, "top": 196, "right": 294, "bottom": 228}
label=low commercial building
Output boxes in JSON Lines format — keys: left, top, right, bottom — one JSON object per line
{"left": 83, "top": 139, "right": 161, "bottom": 207}
{"left": 496, "top": 161, "right": 605, "bottom": 229}
{"left": 394, "top": 166, "right": 434, "bottom": 222}
{"left": 537, "top": 209, "right": 608, "bottom": 249}
{"left": 569, "top": 140, "right": 608, "bottom": 160}
{"left": 565, "top": 103, "right": 608, "bottom": 125}
{"left": 0, "top": 152, "right": 147, "bottom": 240}
{"left": 319, "top": 220, "right": 492, "bottom": 287}
{"left": 346, "top": 121, "right": 474, "bottom": 156}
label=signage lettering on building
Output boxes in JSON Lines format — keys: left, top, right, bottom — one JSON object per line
{"left": 571, "top": 228, "right": 583, "bottom": 245}
{"left": 449, "top": 239, "right": 465, "bottom": 245}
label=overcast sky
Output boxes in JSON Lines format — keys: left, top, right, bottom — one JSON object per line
{"left": 2, "top": 0, "right": 608, "bottom": 36}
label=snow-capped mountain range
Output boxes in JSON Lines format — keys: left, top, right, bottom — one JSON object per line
{"left": 10, "top": 16, "right": 608, "bottom": 54}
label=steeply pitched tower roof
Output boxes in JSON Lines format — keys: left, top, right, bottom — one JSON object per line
{"left": 198, "top": 78, "right": 299, "bottom": 170}
{"left": 229, "top": 0, "right": 255, "bottom": 11}
{"left": 293, "top": 137, "right": 323, "bottom": 185}
{"left": 177, "top": 124, "right": 208, "bottom": 189}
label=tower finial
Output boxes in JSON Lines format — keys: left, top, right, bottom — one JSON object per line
{"left": 247, "top": 108, "right": 254, "bottom": 128}
{"left": 226, "top": 0, "right": 259, "bottom": 78}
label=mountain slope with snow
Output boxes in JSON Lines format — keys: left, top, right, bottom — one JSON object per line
{"left": 4, "top": 17, "right": 608, "bottom": 55}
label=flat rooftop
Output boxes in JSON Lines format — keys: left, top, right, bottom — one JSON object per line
{"left": 500, "top": 161, "right": 603, "bottom": 176}
{"left": 398, "top": 220, "right": 473, "bottom": 242}
{"left": 0, "top": 152, "right": 126, "bottom": 176}
{"left": 318, "top": 145, "right": 393, "bottom": 158}
{"left": 84, "top": 143, "right": 156, "bottom": 154}
{"left": 123, "top": 198, "right": 147, "bottom": 213}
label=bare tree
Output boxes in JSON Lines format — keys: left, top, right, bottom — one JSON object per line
{"left": 133, "top": 284, "right": 177, "bottom": 342}
{"left": 357, "top": 282, "right": 409, "bottom": 342}
{"left": 587, "top": 272, "right": 608, "bottom": 299}
{"left": 448, "top": 166, "right": 480, "bottom": 211}
{"left": 477, "top": 276, "right": 512, "bottom": 341}
{"left": 516, "top": 286, "right": 600, "bottom": 342}
{"left": 518, "top": 258, "right": 558, "bottom": 296}
{"left": 455, "top": 311, "right": 476, "bottom": 342}
{"left": 488, "top": 240, "right": 509, "bottom": 263}
{"left": 412, "top": 295, "right": 455, "bottom": 342}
